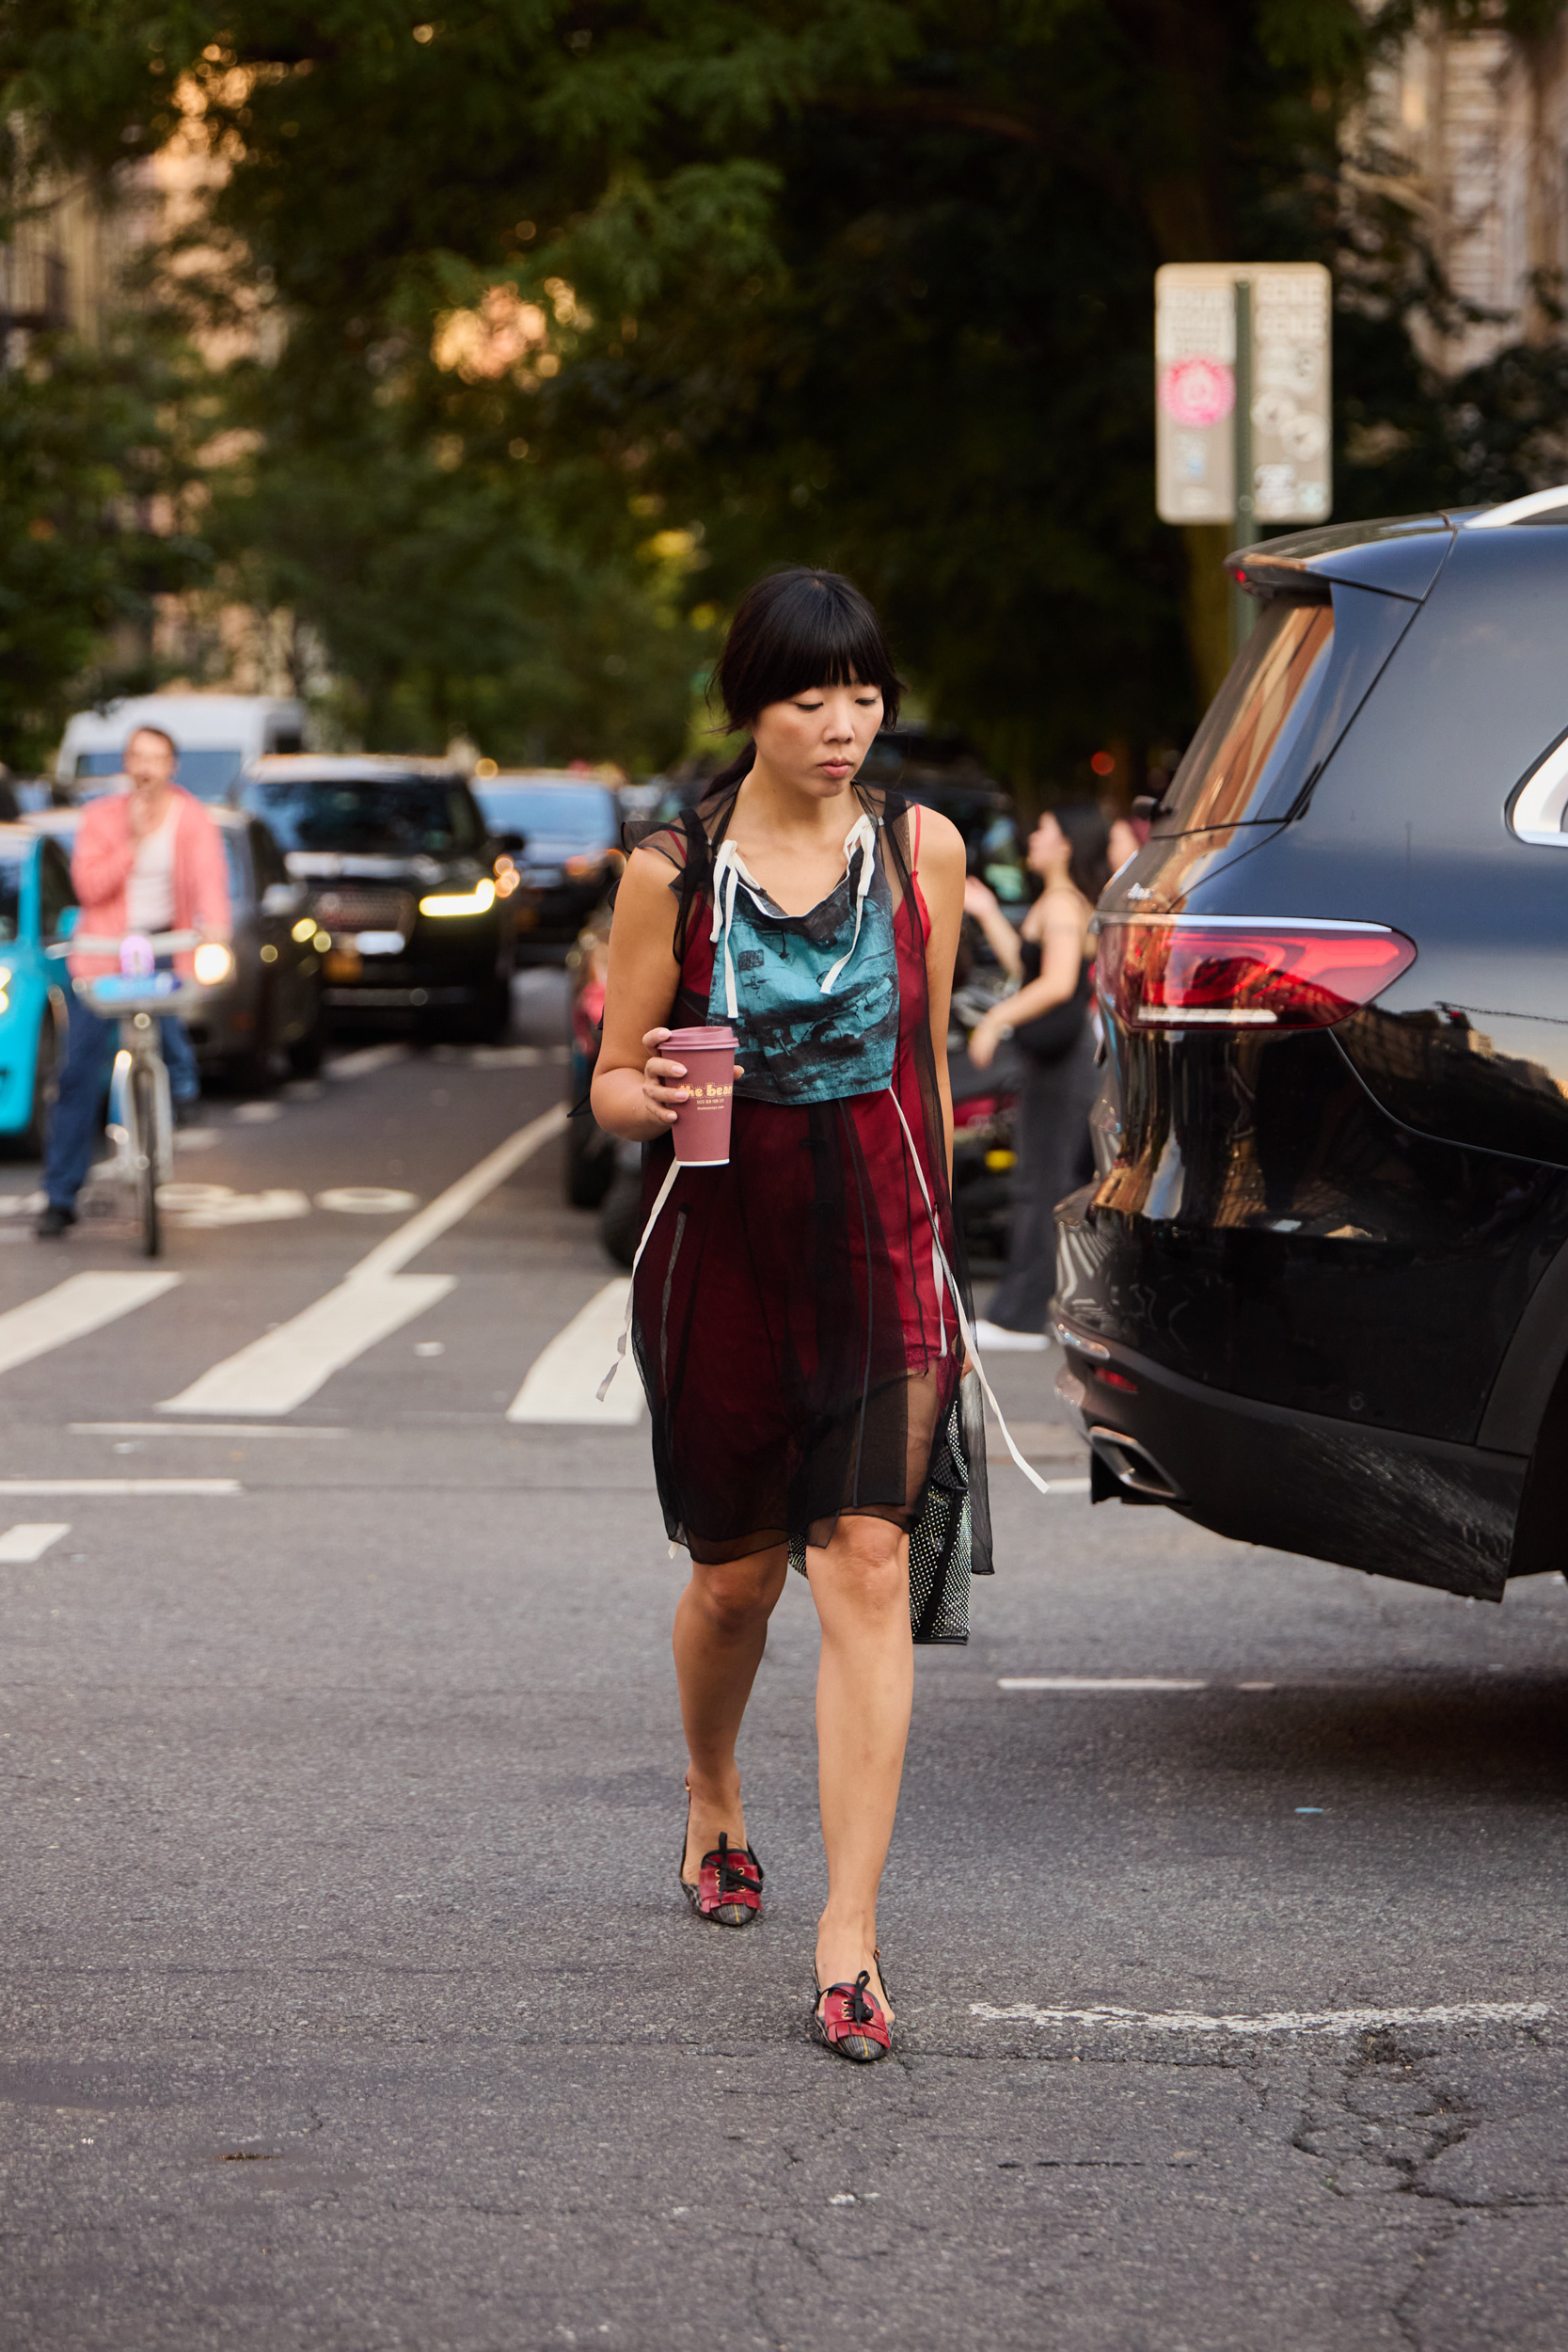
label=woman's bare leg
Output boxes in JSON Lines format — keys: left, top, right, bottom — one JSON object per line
{"left": 806, "top": 1517, "right": 912, "bottom": 2017}
{"left": 674, "top": 1546, "right": 788, "bottom": 1878}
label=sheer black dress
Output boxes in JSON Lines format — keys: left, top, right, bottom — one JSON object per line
{"left": 626, "top": 784, "right": 992, "bottom": 1644}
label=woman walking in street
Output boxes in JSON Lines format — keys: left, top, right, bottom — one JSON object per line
{"left": 967, "top": 803, "right": 1110, "bottom": 1348}
{"left": 592, "top": 567, "right": 986, "bottom": 2064}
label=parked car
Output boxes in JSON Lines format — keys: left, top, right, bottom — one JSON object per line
{"left": 1052, "top": 490, "right": 1568, "bottom": 1604}
{"left": 0, "top": 824, "right": 76, "bottom": 1154}
{"left": 30, "top": 804, "right": 325, "bottom": 1089}
{"left": 471, "top": 769, "right": 623, "bottom": 955}
{"left": 236, "top": 756, "right": 512, "bottom": 1041}
{"left": 56, "top": 693, "right": 307, "bottom": 804}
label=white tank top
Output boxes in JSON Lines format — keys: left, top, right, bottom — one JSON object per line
{"left": 125, "top": 802, "right": 180, "bottom": 934}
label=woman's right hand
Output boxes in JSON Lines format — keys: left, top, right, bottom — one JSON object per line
{"left": 639, "top": 1026, "right": 689, "bottom": 1128}
{"left": 967, "top": 1010, "right": 1004, "bottom": 1072}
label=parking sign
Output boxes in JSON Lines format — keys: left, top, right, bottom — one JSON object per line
{"left": 1155, "top": 262, "right": 1331, "bottom": 527}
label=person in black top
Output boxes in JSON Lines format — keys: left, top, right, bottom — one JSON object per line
{"left": 967, "top": 803, "right": 1110, "bottom": 1344}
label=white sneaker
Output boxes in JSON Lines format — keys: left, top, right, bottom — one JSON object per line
{"left": 973, "top": 1317, "right": 1048, "bottom": 1353}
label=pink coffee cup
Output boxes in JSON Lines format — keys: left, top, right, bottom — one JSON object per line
{"left": 664, "top": 1025, "right": 738, "bottom": 1166}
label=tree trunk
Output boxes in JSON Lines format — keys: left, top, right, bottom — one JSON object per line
{"left": 1181, "top": 522, "right": 1233, "bottom": 713}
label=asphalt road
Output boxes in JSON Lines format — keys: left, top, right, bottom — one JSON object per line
{"left": 2, "top": 972, "right": 1566, "bottom": 2350}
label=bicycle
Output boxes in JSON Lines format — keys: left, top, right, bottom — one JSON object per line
{"left": 47, "top": 929, "right": 232, "bottom": 1257}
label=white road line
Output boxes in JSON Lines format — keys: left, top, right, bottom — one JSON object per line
{"left": 349, "top": 1104, "right": 567, "bottom": 1281}
{"left": 72, "top": 1422, "right": 345, "bottom": 1438}
{"left": 970, "top": 2000, "right": 1553, "bottom": 2036}
{"left": 0, "top": 1479, "right": 240, "bottom": 1496}
{"left": 0, "top": 1272, "right": 180, "bottom": 1379}
{"left": 0, "top": 1522, "right": 70, "bottom": 1561}
{"left": 156, "top": 1104, "right": 565, "bottom": 1418}
{"left": 436, "top": 1044, "right": 570, "bottom": 1067}
{"left": 508, "top": 1280, "right": 642, "bottom": 1425}
{"left": 325, "top": 1044, "right": 409, "bottom": 1080}
{"left": 999, "top": 1677, "right": 1209, "bottom": 1692}
{"left": 158, "top": 1276, "right": 454, "bottom": 1418}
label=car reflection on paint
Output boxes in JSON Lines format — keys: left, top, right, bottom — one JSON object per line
{"left": 1054, "top": 488, "right": 1568, "bottom": 1605}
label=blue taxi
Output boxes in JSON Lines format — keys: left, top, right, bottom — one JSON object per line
{"left": 0, "top": 824, "right": 77, "bottom": 1154}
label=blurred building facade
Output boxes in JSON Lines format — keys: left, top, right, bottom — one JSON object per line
{"left": 1373, "top": 11, "right": 1568, "bottom": 370}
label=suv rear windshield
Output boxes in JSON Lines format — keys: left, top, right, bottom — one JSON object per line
{"left": 1161, "top": 582, "right": 1420, "bottom": 832}
{"left": 240, "top": 776, "right": 483, "bottom": 857}
{"left": 1164, "top": 601, "right": 1335, "bottom": 831}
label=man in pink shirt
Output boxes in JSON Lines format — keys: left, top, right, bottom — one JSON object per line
{"left": 38, "top": 725, "right": 231, "bottom": 1237}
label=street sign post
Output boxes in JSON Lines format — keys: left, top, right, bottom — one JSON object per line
{"left": 1155, "top": 262, "right": 1332, "bottom": 532}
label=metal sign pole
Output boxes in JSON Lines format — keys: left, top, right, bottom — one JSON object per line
{"left": 1229, "top": 278, "right": 1257, "bottom": 660}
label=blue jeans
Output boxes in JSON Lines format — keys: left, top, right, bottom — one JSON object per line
{"left": 43, "top": 993, "right": 201, "bottom": 1209}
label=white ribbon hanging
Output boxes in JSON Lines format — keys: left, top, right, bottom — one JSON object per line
{"left": 596, "top": 1157, "right": 680, "bottom": 1403}
{"left": 885, "top": 1089, "right": 1056, "bottom": 1497}
{"left": 708, "top": 815, "right": 880, "bottom": 1020}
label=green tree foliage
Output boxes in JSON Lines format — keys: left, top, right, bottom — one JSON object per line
{"left": 6, "top": 3, "right": 1566, "bottom": 781}
{"left": 0, "top": 327, "right": 208, "bottom": 771}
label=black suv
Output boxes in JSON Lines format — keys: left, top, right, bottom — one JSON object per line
{"left": 238, "top": 756, "right": 511, "bottom": 1041}
{"left": 1053, "top": 490, "right": 1568, "bottom": 1603}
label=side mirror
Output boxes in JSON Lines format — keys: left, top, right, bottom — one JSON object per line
{"left": 55, "top": 905, "right": 80, "bottom": 941}
{"left": 261, "top": 882, "right": 306, "bottom": 917}
{"left": 493, "top": 830, "right": 527, "bottom": 857}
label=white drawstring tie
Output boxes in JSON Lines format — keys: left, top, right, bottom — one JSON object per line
{"left": 818, "top": 813, "right": 879, "bottom": 995}
{"left": 708, "top": 816, "right": 879, "bottom": 1021}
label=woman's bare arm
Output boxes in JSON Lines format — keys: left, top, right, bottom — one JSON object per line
{"left": 916, "top": 810, "right": 967, "bottom": 1180}
{"left": 590, "top": 848, "right": 691, "bottom": 1141}
{"left": 967, "top": 887, "right": 1086, "bottom": 1070}
{"left": 962, "top": 875, "right": 1023, "bottom": 979}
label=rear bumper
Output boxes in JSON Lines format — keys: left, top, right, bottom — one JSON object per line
{"left": 1050, "top": 1303, "right": 1524, "bottom": 1601}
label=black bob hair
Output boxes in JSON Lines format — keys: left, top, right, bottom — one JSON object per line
{"left": 706, "top": 568, "right": 902, "bottom": 795}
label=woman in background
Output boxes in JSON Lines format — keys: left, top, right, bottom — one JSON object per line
{"left": 967, "top": 803, "right": 1110, "bottom": 1348}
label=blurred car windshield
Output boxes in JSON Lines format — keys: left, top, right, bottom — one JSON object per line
{"left": 240, "top": 777, "right": 483, "bottom": 857}
{"left": 221, "top": 832, "right": 247, "bottom": 903}
{"left": 73, "top": 748, "right": 243, "bottom": 801}
{"left": 476, "top": 781, "right": 617, "bottom": 848}
{"left": 0, "top": 859, "right": 22, "bottom": 943}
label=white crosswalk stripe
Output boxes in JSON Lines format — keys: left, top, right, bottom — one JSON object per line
{"left": 0, "top": 1271, "right": 180, "bottom": 1377}
{"left": 157, "top": 1105, "right": 567, "bottom": 1418}
{"left": 508, "top": 1279, "right": 642, "bottom": 1426}
{"left": 0, "top": 1522, "right": 70, "bottom": 1561}
{"left": 158, "top": 1274, "right": 455, "bottom": 1418}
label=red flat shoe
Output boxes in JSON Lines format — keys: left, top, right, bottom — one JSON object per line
{"left": 679, "top": 1803, "right": 764, "bottom": 1928}
{"left": 811, "top": 1968, "right": 892, "bottom": 2064}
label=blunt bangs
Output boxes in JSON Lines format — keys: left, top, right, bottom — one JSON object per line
{"left": 715, "top": 567, "right": 902, "bottom": 731}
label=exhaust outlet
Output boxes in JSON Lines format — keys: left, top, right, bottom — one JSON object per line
{"left": 1088, "top": 1426, "right": 1185, "bottom": 1502}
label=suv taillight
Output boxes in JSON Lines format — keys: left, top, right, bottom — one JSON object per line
{"left": 1100, "top": 917, "right": 1417, "bottom": 1030}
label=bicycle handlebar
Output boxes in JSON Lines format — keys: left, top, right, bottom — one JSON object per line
{"left": 47, "top": 930, "right": 203, "bottom": 959}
